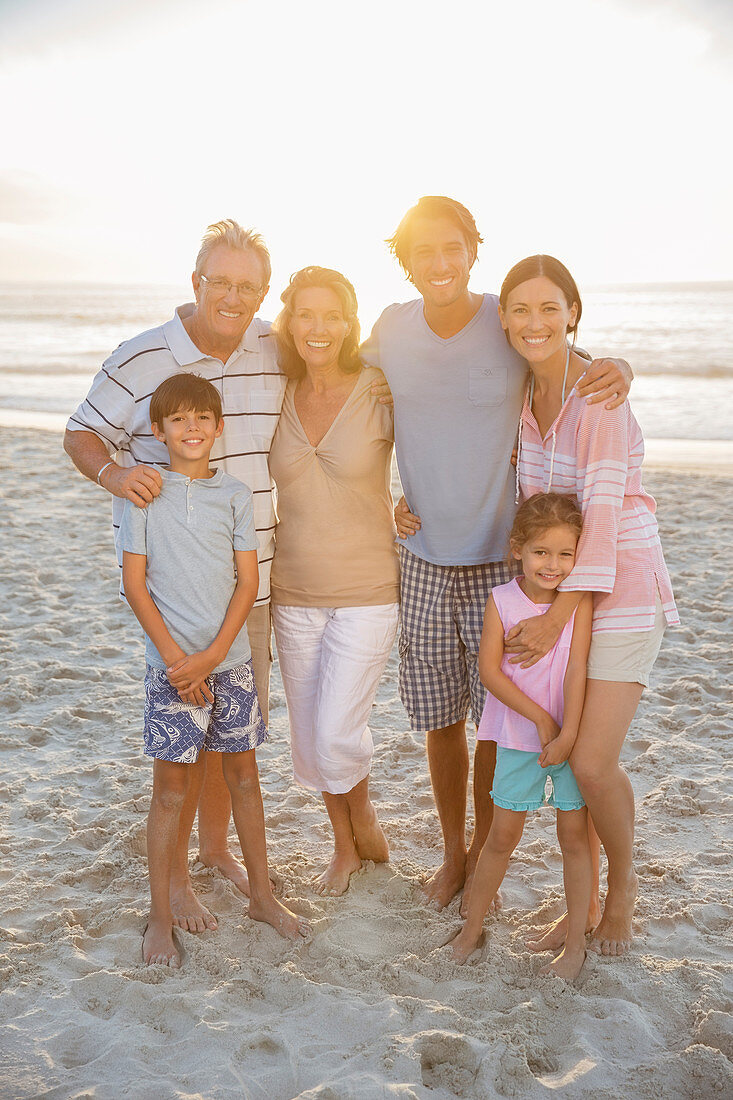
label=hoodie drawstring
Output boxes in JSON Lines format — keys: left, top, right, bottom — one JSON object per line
{"left": 516, "top": 347, "right": 570, "bottom": 503}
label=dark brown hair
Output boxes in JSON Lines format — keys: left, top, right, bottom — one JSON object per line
{"left": 510, "top": 493, "right": 583, "bottom": 553}
{"left": 149, "top": 373, "right": 223, "bottom": 426}
{"left": 273, "top": 266, "right": 362, "bottom": 380}
{"left": 386, "top": 196, "right": 483, "bottom": 278}
{"left": 499, "top": 255, "right": 582, "bottom": 342}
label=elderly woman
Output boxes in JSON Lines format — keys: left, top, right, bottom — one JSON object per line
{"left": 270, "top": 267, "right": 399, "bottom": 896}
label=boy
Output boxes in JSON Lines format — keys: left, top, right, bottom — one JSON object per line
{"left": 120, "top": 373, "right": 309, "bottom": 967}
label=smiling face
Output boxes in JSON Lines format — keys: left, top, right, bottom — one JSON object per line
{"left": 192, "top": 243, "right": 268, "bottom": 351}
{"left": 405, "top": 216, "right": 475, "bottom": 311}
{"left": 151, "top": 405, "right": 223, "bottom": 472}
{"left": 288, "top": 286, "right": 351, "bottom": 374}
{"left": 512, "top": 522, "right": 579, "bottom": 599}
{"left": 499, "top": 276, "right": 578, "bottom": 365}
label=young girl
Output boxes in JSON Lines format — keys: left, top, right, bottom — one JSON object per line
{"left": 449, "top": 493, "right": 593, "bottom": 980}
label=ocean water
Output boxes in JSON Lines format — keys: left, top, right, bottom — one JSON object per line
{"left": 1, "top": 281, "right": 732, "bottom": 440}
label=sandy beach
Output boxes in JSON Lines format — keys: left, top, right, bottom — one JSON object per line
{"left": 1, "top": 426, "right": 731, "bottom": 1100}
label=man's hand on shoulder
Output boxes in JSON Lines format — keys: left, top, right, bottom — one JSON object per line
{"left": 101, "top": 462, "right": 162, "bottom": 508}
{"left": 575, "top": 357, "right": 633, "bottom": 411}
{"left": 369, "top": 369, "right": 393, "bottom": 407}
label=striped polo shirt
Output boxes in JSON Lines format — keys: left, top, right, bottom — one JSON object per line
{"left": 66, "top": 305, "right": 286, "bottom": 605}
{"left": 518, "top": 392, "right": 679, "bottom": 633}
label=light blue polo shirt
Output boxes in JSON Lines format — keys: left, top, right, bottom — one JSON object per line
{"left": 361, "top": 294, "right": 528, "bottom": 565}
{"left": 119, "top": 469, "right": 258, "bottom": 672}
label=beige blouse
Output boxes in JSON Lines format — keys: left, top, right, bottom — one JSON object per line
{"left": 269, "top": 365, "right": 400, "bottom": 607}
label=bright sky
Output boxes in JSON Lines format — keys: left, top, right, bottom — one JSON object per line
{"left": 1, "top": 0, "right": 731, "bottom": 324}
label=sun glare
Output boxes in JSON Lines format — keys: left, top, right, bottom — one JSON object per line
{"left": 0, "top": 0, "right": 730, "bottom": 301}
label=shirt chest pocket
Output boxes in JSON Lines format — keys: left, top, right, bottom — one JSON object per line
{"left": 249, "top": 389, "right": 283, "bottom": 447}
{"left": 468, "top": 365, "right": 507, "bottom": 407}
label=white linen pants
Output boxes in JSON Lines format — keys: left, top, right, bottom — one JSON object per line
{"left": 272, "top": 603, "right": 399, "bottom": 795}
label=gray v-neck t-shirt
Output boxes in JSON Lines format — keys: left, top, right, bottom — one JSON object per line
{"left": 361, "top": 294, "right": 527, "bottom": 565}
{"left": 119, "top": 468, "right": 258, "bottom": 672}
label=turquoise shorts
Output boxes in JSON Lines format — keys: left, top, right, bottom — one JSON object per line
{"left": 491, "top": 746, "right": 585, "bottom": 812}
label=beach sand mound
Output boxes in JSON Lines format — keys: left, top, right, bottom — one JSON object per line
{"left": 0, "top": 428, "right": 731, "bottom": 1099}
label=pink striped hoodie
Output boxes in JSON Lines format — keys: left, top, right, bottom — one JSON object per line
{"left": 518, "top": 391, "right": 679, "bottom": 633}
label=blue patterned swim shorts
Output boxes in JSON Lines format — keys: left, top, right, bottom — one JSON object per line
{"left": 143, "top": 661, "right": 268, "bottom": 763}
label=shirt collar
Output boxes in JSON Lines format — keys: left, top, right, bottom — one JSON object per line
{"left": 160, "top": 466, "right": 225, "bottom": 487}
{"left": 163, "top": 304, "right": 272, "bottom": 366}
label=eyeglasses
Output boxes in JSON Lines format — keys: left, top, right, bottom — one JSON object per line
{"left": 199, "top": 274, "right": 264, "bottom": 300}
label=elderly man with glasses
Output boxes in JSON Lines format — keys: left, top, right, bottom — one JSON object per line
{"left": 64, "top": 219, "right": 285, "bottom": 934}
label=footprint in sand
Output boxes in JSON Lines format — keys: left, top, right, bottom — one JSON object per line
{"left": 416, "top": 1030, "right": 482, "bottom": 1095}
{"left": 50, "top": 1026, "right": 108, "bottom": 1070}
{"left": 69, "top": 970, "right": 124, "bottom": 1021}
{"left": 320, "top": 914, "right": 410, "bottom": 963}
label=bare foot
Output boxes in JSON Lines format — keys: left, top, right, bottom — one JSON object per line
{"left": 443, "top": 925, "right": 486, "bottom": 965}
{"left": 169, "top": 878, "right": 218, "bottom": 933}
{"left": 423, "top": 857, "right": 466, "bottom": 911}
{"left": 589, "top": 869, "right": 638, "bottom": 957}
{"left": 312, "top": 850, "right": 362, "bottom": 897}
{"left": 142, "top": 919, "right": 181, "bottom": 967}
{"left": 526, "top": 904, "right": 600, "bottom": 953}
{"left": 352, "top": 803, "right": 390, "bottom": 864}
{"left": 248, "top": 895, "right": 311, "bottom": 941}
{"left": 460, "top": 868, "right": 503, "bottom": 919}
{"left": 199, "top": 848, "right": 251, "bottom": 896}
{"left": 199, "top": 849, "right": 283, "bottom": 897}
{"left": 540, "top": 945, "right": 586, "bottom": 981}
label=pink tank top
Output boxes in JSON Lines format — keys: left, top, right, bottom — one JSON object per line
{"left": 477, "top": 578, "right": 577, "bottom": 752}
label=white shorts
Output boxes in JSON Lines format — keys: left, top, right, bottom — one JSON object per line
{"left": 272, "top": 603, "right": 399, "bottom": 795}
{"left": 587, "top": 592, "right": 666, "bottom": 688}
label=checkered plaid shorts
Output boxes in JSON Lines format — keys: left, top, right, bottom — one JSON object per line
{"left": 398, "top": 546, "right": 513, "bottom": 731}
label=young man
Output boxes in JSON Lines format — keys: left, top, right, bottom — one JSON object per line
{"left": 362, "top": 196, "right": 632, "bottom": 911}
{"left": 120, "top": 373, "right": 309, "bottom": 966}
{"left": 64, "top": 220, "right": 284, "bottom": 930}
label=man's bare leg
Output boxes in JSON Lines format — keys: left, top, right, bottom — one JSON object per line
{"left": 169, "top": 754, "right": 218, "bottom": 932}
{"left": 197, "top": 604, "right": 272, "bottom": 894}
{"left": 423, "top": 720, "right": 469, "bottom": 909}
{"left": 461, "top": 739, "right": 501, "bottom": 918}
{"left": 195, "top": 751, "right": 250, "bottom": 892}
{"left": 347, "top": 776, "right": 389, "bottom": 864}
{"left": 314, "top": 793, "right": 362, "bottom": 897}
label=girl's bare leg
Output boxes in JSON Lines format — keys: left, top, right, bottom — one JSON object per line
{"left": 222, "top": 750, "right": 310, "bottom": 940}
{"left": 346, "top": 776, "right": 389, "bottom": 864}
{"left": 571, "top": 679, "right": 644, "bottom": 956}
{"left": 314, "top": 792, "right": 363, "bottom": 896}
{"left": 526, "top": 813, "right": 601, "bottom": 951}
{"left": 448, "top": 808, "right": 526, "bottom": 964}
{"left": 540, "top": 808, "right": 592, "bottom": 980}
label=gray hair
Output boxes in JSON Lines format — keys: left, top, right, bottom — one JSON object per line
{"left": 195, "top": 219, "right": 271, "bottom": 288}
